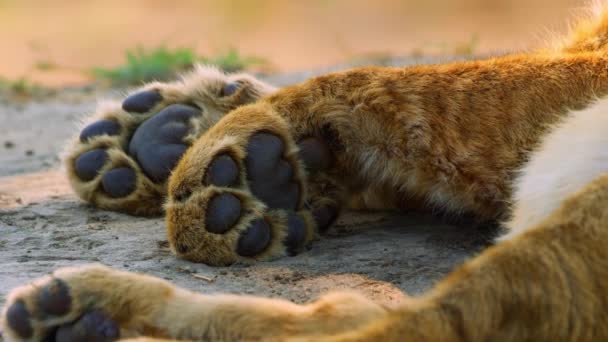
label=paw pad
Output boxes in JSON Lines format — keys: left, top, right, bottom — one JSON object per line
{"left": 221, "top": 82, "right": 240, "bottom": 97}
{"left": 168, "top": 129, "right": 341, "bottom": 264}
{"left": 6, "top": 301, "right": 32, "bottom": 338}
{"left": 206, "top": 193, "right": 242, "bottom": 234}
{"left": 246, "top": 133, "right": 300, "bottom": 210}
{"left": 245, "top": 133, "right": 285, "bottom": 178}
{"left": 79, "top": 120, "right": 120, "bottom": 142}
{"left": 55, "top": 310, "right": 119, "bottom": 342}
{"left": 122, "top": 90, "right": 162, "bottom": 113}
{"left": 101, "top": 167, "right": 137, "bottom": 198}
{"left": 128, "top": 104, "right": 199, "bottom": 183}
{"left": 38, "top": 279, "right": 72, "bottom": 316}
{"left": 68, "top": 67, "right": 278, "bottom": 216}
{"left": 75, "top": 149, "right": 108, "bottom": 181}
{"left": 205, "top": 154, "right": 239, "bottom": 187}
{"left": 237, "top": 218, "right": 271, "bottom": 257}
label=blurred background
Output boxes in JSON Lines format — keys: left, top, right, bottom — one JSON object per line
{"left": 0, "top": 0, "right": 586, "bottom": 87}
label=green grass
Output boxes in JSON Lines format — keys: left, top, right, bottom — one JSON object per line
{"left": 92, "top": 46, "right": 267, "bottom": 86}
{"left": 0, "top": 77, "right": 43, "bottom": 97}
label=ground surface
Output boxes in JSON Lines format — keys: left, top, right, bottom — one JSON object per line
{"left": 0, "top": 61, "right": 496, "bottom": 335}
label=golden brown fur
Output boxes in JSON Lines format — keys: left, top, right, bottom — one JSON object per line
{"left": 3, "top": 3, "right": 608, "bottom": 342}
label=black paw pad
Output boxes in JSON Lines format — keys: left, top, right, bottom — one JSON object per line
{"left": 122, "top": 90, "right": 162, "bottom": 113}
{"left": 285, "top": 212, "right": 307, "bottom": 255}
{"left": 101, "top": 167, "right": 136, "bottom": 198}
{"left": 312, "top": 205, "right": 339, "bottom": 232}
{"left": 273, "top": 159, "right": 295, "bottom": 185}
{"left": 149, "top": 144, "right": 189, "bottom": 182}
{"left": 80, "top": 120, "right": 121, "bottom": 142}
{"left": 206, "top": 193, "right": 242, "bottom": 234}
{"left": 75, "top": 149, "right": 108, "bottom": 181}
{"left": 245, "top": 133, "right": 284, "bottom": 180}
{"left": 55, "top": 310, "right": 119, "bottom": 342}
{"left": 297, "top": 137, "right": 332, "bottom": 172}
{"left": 237, "top": 219, "right": 271, "bottom": 257}
{"left": 249, "top": 181, "right": 300, "bottom": 210}
{"left": 6, "top": 301, "right": 33, "bottom": 338}
{"left": 38, "top": 279, "right": 71, "bottom": 316}
{"left": 205, "top": 154, "right": 239, "bottom": 187}
{"left": 221, "top": 82, "right": 240, "bottom": 97}
{"left": 245, "top": 133, "right": 301, "bottom": 210}
{"left": 129, "top": 104, "right": 199, "bottom": 182}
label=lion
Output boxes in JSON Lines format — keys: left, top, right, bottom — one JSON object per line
{"left": 2, "top": 3, "right": 608, "bottom": 341}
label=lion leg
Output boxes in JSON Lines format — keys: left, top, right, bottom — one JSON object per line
{"left": 166, "top": 51, "right": 608, "bottom": 265}
{"left": 319, "top": 171, "right": 608, "bottom": 342}
{"left": 1, "top": 264, "right": 387, "bottom": 341}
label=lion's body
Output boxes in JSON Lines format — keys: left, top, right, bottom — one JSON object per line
{"left": 2, "top": 3, "right": 608, "bottom": 342}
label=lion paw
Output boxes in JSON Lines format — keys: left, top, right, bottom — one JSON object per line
{"left": 0, "top": 264, "right": 176, "bottom": 342}
{"left": 65, "top": 66, "right": 275, "bottom": 215}
{"left": 165, "top": 108, "right": 339, "bottom": 265}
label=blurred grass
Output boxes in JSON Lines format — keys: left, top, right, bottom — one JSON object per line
{"left": 0, "top": 76, "right": 44, "bottom": 97}
{"left": 92, "top": 46, "right": 268, "bottom": 86}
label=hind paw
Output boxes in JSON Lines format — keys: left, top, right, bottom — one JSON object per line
{"left": 65, "top": 66, "right": 276, "bottom": 215}
{"left": 166, "top": 104, "right": 339, "bottom": 265}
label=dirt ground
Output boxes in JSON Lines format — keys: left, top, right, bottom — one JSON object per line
{"left": 0, "top": 60, "right": 497, "bottom": 326}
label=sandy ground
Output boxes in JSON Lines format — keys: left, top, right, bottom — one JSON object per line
{"left": 0, "top": 60, "right": 497, "bottom": 327}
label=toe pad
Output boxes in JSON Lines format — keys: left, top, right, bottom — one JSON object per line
{"left": 221, "top": 82, "right": 240, "bottom": 97}
{"left": 206, "top": 193, "right": 242, "bottom": 234}
{"left": 6, "top": 301, "right": 32, "bottom": 338}
{"left": 80, "top": 120, "right": 120, "bottom": 142}
{"left": 38, "top": 279, "right": 71, "bottom": 316}
{"left": 122, "top": 90, "right": 162, "bottom": 113}
{"left": 205, "top": 154, "right": 239, "bottom": 187}
{"left": 101, "top": 167, "right": 136, "bottom": 198}
{"left": 237, "top": 219, "right": 271, "bottom": 257}
{"left": 245, "top": 133, "right": 285, "bottom": 180}
{"left": 55, "top": 310, "right": 120, "bottom": 342}
{"left": 75, "top": 149, "right": 108, "bottom": 181}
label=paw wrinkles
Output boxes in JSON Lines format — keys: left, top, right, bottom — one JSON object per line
{"left": 128, "top": 104, "right": 200, "bottom": 183}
